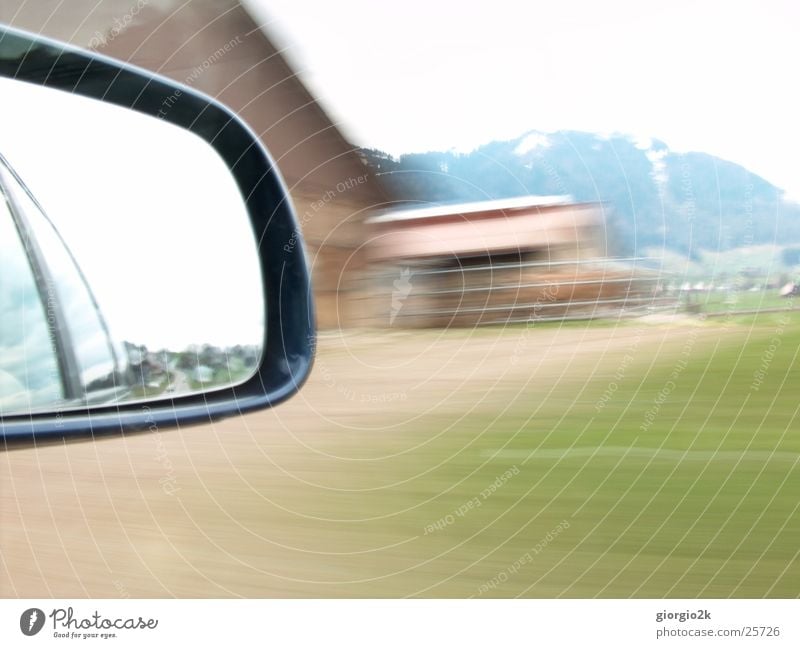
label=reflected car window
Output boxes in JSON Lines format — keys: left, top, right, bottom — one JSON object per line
{"left": 2, "top": 166, "right": 127, "bottom": 399}
{"left": 0, "top": 175, "right": 63, "bottom": 411}
{"left": 0, "top": 155, "right": 132, "bottom": 409}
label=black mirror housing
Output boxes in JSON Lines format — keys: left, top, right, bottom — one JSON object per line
{"left": 0, "top": 25, "right": 315, "bottom": 442}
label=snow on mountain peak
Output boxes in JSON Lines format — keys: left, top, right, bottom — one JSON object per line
{"left": 514, "top": 132, "right": 551, "bottom": 156}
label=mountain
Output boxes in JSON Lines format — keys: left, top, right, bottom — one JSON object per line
{"left": 360, "top": 131, "right": 800, "bottom": 257}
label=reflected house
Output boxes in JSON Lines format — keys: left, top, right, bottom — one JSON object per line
{"left": 192, "top": 365, "right": 214, "bottom": 384}
{"left": 123, "top": 342, "right": 167, "bottom": 387}
{"left": 365, "top": 196, "right": 657, "bottom": 327}
{"left": 2, "top": 0, "right": 389, "bottom": 329}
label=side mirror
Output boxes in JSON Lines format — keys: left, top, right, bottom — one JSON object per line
{"left": 0, "top": 25, "right": 314, "bottom": 442}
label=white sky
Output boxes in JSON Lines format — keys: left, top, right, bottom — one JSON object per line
{"left": 0, "top": 78, "right": 264, "bottom": 350}
{"left": 245, "top": 0, "right": 800, "bottom": 200}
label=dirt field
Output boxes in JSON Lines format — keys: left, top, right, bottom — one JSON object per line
{"left": 2, "top": 317, "right": 795, "bottom": 597}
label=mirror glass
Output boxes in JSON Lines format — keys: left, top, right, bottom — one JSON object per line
{"left": 0, "top": 78, "right": 264, "bottom": 415}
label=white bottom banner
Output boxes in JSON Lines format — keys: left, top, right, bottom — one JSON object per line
{"left": 1, "top": 599, "right": 795, "bottom": 647}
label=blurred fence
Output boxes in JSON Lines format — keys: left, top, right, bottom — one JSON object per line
{"left": 360, "top": 257, "right": 678, "bottom": 327}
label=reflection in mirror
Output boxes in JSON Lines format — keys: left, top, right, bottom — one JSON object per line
{"left": 0, "top": 78, "right": 264, "bottom": 416}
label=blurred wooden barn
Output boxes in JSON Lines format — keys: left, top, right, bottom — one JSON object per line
{"left": 1, "top": 1, "right": 664, "bottom": 331}
{"left": 364, "top": 196, "right": 662, "bottom": 327}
